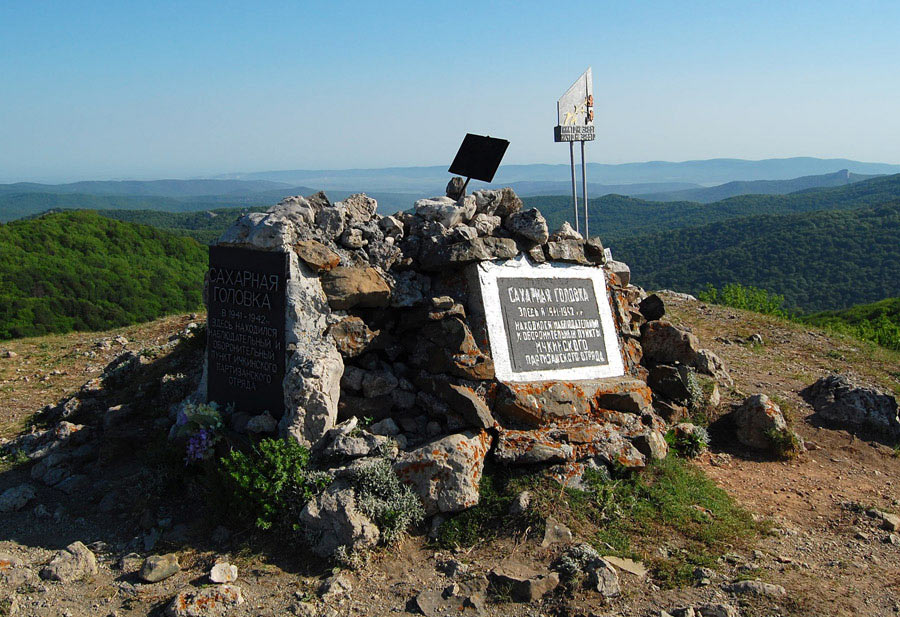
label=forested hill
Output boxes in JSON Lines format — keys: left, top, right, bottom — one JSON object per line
{"left": 0, "top": 211, "right": 207, "bottom": 339}
{"left": 528, "top": 172, "right": 900, "bottom": 237}
{"left": 610, "top": 202, "right": 900, "bottom": 312}
{"left": 800, "top": 297, "right": 900, "bottom": 351}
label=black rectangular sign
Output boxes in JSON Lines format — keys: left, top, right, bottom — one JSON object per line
{"left": 449, "top": 133, "right": 510, "bottom": 182}
{"left": 207, "top": 246, "right": 289, "bottom": 418}
{"left": 554, "top": 125, "right": 596, "bottom": 142}
{"left": 497, "top": 276, "right": 609, "bottom": 373}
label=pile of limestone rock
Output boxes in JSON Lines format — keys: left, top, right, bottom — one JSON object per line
{"left": 205, "top": 181, "right": 732, "bottom": 555}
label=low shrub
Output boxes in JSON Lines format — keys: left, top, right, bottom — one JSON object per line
{"left": 351, "top": 457, "right": 424, "bottom": 544}
{"left": 220, "top": 438, "right": 331, "bottom": 531}
{"left": 665, "top": 425, "right": 710, "bottom": 458}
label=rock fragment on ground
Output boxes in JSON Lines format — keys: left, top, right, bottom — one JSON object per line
{"left": 393, "top": 430, "right": 491, "bottom": 515}
{"left": 732, "top": 393, "right": 789, "bottom": 450}
{"left": 0, "top": 483, "right": 36, "bottom": 512}
{"left": 490, "top": 563, "right": 559, "bottom": 602}
{"left": 139, "top": 553, "right": 181, "bottom": 583}
{"left": 726, "top": 579, "right": 786, "bottom": 596}
{"left": 166, "top": 584, "right": 244, "bottom": 617}
{"left": 802, "top": 373, "right": 900, "bottom": 439}
{"left": 209, "top": 562, "right": 238, "bottom": 584}
{"left": 40, "top": 541, "right": 98, "bottom": 582}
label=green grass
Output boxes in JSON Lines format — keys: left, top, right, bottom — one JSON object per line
{"left": 438, "top": 456, "right": 761, "bottom": 588}
{"left": 0, "top": 447, "right": 29, "bottom": 472}
{"left": 765, "top": 428, "right": 803, "bottom": 460}
{"left": 436, "top": 467, "right": 540, "bottom": 548}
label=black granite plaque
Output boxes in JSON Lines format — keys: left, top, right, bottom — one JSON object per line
{"left": 497, "top": 276, "right": 609, "bottom": 373}
{"left": 207, "top": 246, "right": 289, "bottom": 418}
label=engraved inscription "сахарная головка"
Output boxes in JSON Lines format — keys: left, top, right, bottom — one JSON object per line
{"left": 497, "top": 276, "right": 609, "bottom": 373}
{"left": 206, "top": 246, "right": 288, "bottom": 418}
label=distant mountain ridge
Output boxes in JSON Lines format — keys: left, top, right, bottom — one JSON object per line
{"left": 0, "top": 178, "right": 291, "bottom": 198}
{"left": 215, "top": 157, "right": 900, "bottom": 193}
{"left": 491, "top": 180, "right": 702, "bottom": 197}
{"left": 638, "top": 169, "right": 878, "bottom": 203}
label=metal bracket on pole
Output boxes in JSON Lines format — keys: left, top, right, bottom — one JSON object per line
{"left": 569, "top": 142, "right": 579, "bottom": 233}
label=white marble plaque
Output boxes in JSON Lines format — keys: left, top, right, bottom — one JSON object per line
{"left": 476, "top": 259, "right": 624, "bottom": 382}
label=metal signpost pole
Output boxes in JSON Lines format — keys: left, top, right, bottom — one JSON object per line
{"left": 581, "top": 139, "right": 588, "bottom": 237}
{"left": 569, "top": 142, "right": 579, "bottom": 233}
{"left": 555, "top": 68, "right": 595, "bottom": 236}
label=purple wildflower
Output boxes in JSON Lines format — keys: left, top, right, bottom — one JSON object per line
{"left": 185, "top": 428, "right": 213, "bottom": 464}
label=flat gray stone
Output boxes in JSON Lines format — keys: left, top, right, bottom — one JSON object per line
{"left": 139, "top": 553, "right": 181, "bottom": 583}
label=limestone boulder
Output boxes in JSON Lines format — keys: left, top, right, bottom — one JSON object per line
{"left": 293, "top": 240, "right": 340, "bottom": 272}
{"left": 139, "top": 553, "right": 181, "bottom": 583}
{"left": 414, "top": 374, "right": 495, "bottom": 429}
{"left": 504, "top": 208, "right": 549, "bottom": 244}
{"left": 40, "top": 541, "right": 98, "bottom": 583}
{"left": 639, "top": 293, "right": 666, "bottom": 321}
{"left": 495, "top": 382, "right": 590, "bottom": 426}
{"left": 299, "top": 480, "right": 380, "bottom": 557}
{"left": 584, "top": 236, "right": 606, "bottom": 264}
{"left": 471, "top": 188, "right": 522, "bottom": 217}
{"left": 641, "top": 320, "right": 731, "bottom": 384}
{"left": 209, "top": 562, "right": 238, "bottom": 584}
{"left": 378, "top": 215, "right": 404, "bottom": 241}
{"left": 0, "top": 553, "right": 36, "bottom": 588}
{"left": 605, "top": 260, "right": 631, "bottom": 286}
{"left": 341, "top": 193, "right": 378, "bottom": 225}
{"left": 489, "top": 563, "right": 559, "bottom": 602}
{"left": 414, "top": 196, "right": 473, "bottom": 228}
{"left": 388, "top": 270, "right": 430, "bottom": 307}
{"left": 339, "top": 227, "right": 366, "bottom": 249}
{"left": 418, "top": 236, "right": 518, "bottom": 270}
{"left": 218, "top": 211, "right": 292, "bottom": 248}
{"left": 320, "top": 267, "right": 391, "bottom": 310}
{"left": 166, "top": 584, "right": 244, "bottom": 617}
{"left": 471, "top": 213, "right": 501, "bottom": 236}
{"left": 802, "top": 374, "right": 900, "bottom": 439}
{"left": 0, "top": 483, "right": 36, "bottom": 512}
{"left": 732, "top": 394, "right": 789, "bottom": 450}
{"left": 631, "top": 430, "right": 669, "bottom": 461}
{"left": 311, "top": 418, "right": 394, "bottom": 461}
{"left": 494, "top": 428, "right": 573, "bottom": 464}
{"left": 327, "top": 316, "right": 379, "bottom": 358}
{"left": 280, "top": 339, "right": 343, "bottom": 447}
{"left": 544, "top": 239, "right": 587, "bottom": 263}
{"left": 549, "top": 221, "right": 583, "bottom": 241}
{"left": 591, "top": 378, "right": 654, "bottom": 414}
{"left": 394, "top": 431, "right": 491, "bottom": 515}
{"left": 446, "top": 176, "right": 466, "bottom": 200}
{"left": 315, "top": 203, "right": 346, "bottom": 240}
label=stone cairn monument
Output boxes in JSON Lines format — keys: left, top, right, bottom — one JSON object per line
{"left": 202, "top": 182, "right": 731, "bottom": 555}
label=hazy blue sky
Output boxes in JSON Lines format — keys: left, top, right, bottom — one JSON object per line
{"left": 2, "top": 0, "right": 899, "bottom": 182}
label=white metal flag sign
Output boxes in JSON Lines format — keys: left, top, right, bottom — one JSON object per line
{"left": 554, "top": 67, "right": 595, "bottom": 142}
{"left": 553, "top": 67, "right": 595, "bottom": 235}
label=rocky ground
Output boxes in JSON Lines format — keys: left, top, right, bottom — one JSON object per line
{"left": 2, "top": 294, "right": 899, "bottom": 617}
